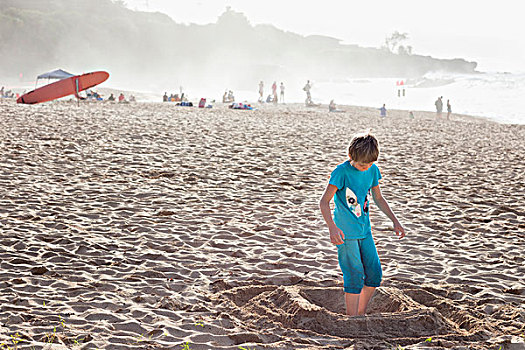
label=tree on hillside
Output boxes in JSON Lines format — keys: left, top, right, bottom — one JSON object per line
{"left": 383, "top": 31, "right": 412, "bottom": 55}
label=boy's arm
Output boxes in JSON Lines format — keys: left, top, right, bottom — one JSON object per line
{"left": 319, "top": 184, "right": 345, "bottom": 245}
{"left": 371, "top": 185, "right": 405, "bottom": 239}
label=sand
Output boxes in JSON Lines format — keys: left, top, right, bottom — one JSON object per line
{"left": 0, "top": 99, "right": 523, "bottom": 350}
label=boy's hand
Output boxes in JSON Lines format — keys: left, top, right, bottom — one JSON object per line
{"left": 393, "top": 220, "right": 405, "bottom": 239}
{"left": 329, "top": 226, "right": 345, "bottom": 245}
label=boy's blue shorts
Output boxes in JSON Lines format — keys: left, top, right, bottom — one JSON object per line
{"left": 336, "top": 234, "right": 382, "bottom": 294}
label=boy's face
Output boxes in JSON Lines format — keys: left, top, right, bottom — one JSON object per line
{"left": 350, "top": 158, "right": 374, "bottom": 171}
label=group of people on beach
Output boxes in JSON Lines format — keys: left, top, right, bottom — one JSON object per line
{"left": 155, "top": 82, "right": 454, "bottom": 127}
{"left": 435, "top": 96, "right": 452, "bottom": 119}
{"left": 163, "top": 92, "right": 187, "bottom": 103}
{"left": 0, "top": 86, "right": 17, "bottom": 99}
{"left": 86, "top": 90, "right": 103, "bottom": 101}
{"left": 377, "top": 98, "right": 451, "bottom": 119}
{"left": 106, "top": 92, "right": 134, "bottom": 103}
{"left": 256, "top": 79, "right": 319, "bottom": 106}
{"left": 82, "top": 90, "right": 134, "bottom": 102}
{"left": 222, "top": 90, "right": 235, "bottom": 103}
{"left": 258, "top": 81, "right": 285, "bottom": 104}
{"left": 373, "top": 96, "right": 453, "bottom": 119}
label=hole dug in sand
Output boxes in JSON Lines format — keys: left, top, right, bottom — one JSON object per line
{"left": 214, "top": 284, "right": 480, "bottom": 343}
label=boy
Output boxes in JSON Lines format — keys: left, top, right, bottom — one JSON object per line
{"left": 319, "top": 132, "right": 405, "bottom": 316}
{"left": 379, "top": 104, "right": 387, "bottom": 117}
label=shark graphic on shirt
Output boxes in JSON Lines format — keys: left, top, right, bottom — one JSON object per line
{"left": 346, "top": 188, "right": 362, "bottom": 217}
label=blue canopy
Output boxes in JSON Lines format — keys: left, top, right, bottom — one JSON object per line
{"left": 37, "top": 69, "right": 75, "bottom": 80}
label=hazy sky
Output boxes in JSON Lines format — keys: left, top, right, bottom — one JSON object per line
{"left": 126, "top": 0, "right": 525, "bottom": 73}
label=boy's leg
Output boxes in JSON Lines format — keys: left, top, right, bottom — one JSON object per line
{"left": 357, "top": 286, "right": 376, "bottom": 315}
{"left": 337, "top": 239, "right": 365, "bottom": 316}
{"left": 344, "top": 292, "right": 360, "bottom": 316}
{"left": 358, "top": 235, "right": 383, "bottom": 315}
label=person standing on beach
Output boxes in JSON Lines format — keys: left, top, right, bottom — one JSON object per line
{"left": 446, "top": 99, "right": 452, "bottom": 120}
{"left": 379, "top": 104, "right": 387, "bottom": 117}
{"left": 272, "top": 81, "right": 278, "bottom": 104}
{"left": 280, "top": 82, "right": 285, "bottom": 103}
{"left": 319, "top": 132, "right": 405, "bottom": 316}
{"left": 258, "top": 81, "right": 264, "bottom": 102}
{"left": 329, "top": 99, "right": 337, "bottom": 112}
{"left": 304, "top": 80, "right": 312, "bottom": 105}
{"left": 435, "top": 96, "right": 443, "bottom": 117}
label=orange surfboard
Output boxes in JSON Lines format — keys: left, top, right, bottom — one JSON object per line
{"left": 17, "top": 71, "right": 109, "bottom": 104}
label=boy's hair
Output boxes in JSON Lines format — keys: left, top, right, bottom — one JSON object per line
{"left": 348, "top": 132, "right": 379, "bottom": 163}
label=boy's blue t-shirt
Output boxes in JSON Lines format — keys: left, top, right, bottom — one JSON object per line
{"left": 329, "top": 161, "right": 382, "bottom": 239}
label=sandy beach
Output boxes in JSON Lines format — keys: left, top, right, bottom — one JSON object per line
{"left": 0, "top": 99, "right": 523, "bottom": 349}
